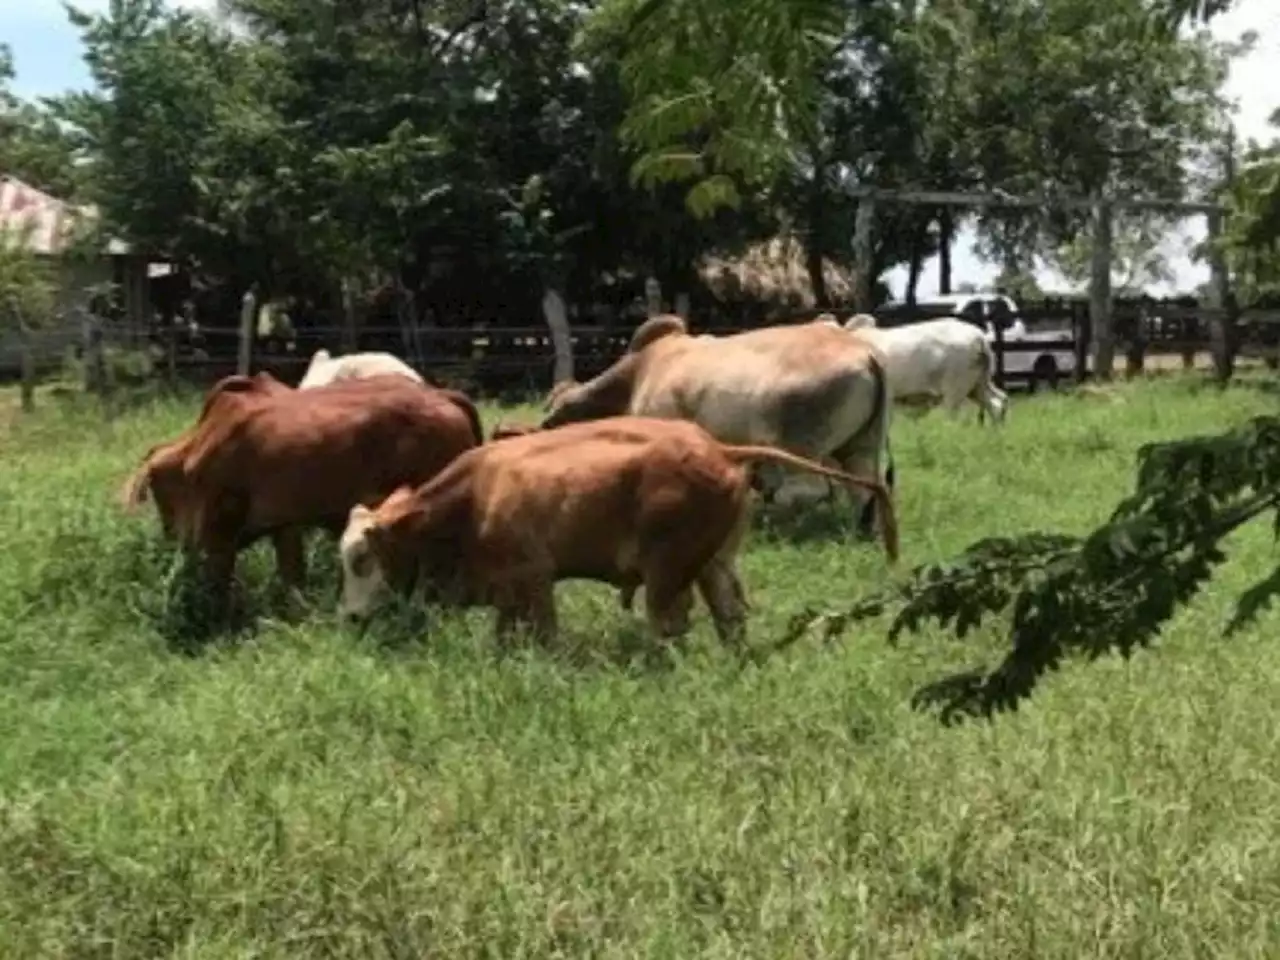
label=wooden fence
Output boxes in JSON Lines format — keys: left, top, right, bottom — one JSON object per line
{"left": 14, "top": 298, "right": 1280, "bottom": 397}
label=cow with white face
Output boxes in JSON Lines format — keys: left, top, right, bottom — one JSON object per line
{"left": 298, "top": 348, "right": 425, "bottom": 389}
{"left": 844, "top": 314, "right": 1009, "bottom": 424}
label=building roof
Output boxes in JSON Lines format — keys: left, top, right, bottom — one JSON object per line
{"left": 698, "top": 234, "right": 858, "bottom": 309}
{"left": 0, "top": 175, "right": 130, "bottom": 256}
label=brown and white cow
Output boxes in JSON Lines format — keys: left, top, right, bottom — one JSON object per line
{"left": 120, "top": 373, "right": 483, "bottom": 612}
{"left": 337, "top": 415, "right": 897, "bottom": 646}
{"left": 539, "top": 314, "right": 894, "bottom": 532}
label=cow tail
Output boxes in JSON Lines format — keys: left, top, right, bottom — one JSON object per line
{"left": 863, "top": 350, "right": 892, "bottom": 486}
{"left": 440, "top": 389, "right": 484, "bottom": 445}
{"left": 119, "top": 459, "right": 154, "bottom": 511}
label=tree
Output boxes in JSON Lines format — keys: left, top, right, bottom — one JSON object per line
{"left": 779, "top": 411, "right": 1280, "bottom": 723}
{"left": 0, "top": 223, "right": 57, "bottom": 411}
{"left": 1220, "top": 119, "right": 1280, "bottom": 305}
{"left": 586, "top": 0, "right": 1240, "bottom": 215}
{"left": 0, "top": 45, "right": 81, "bottom": 198}
{"left": 1050, "top": 212, "right": 1180, "bottom": 295}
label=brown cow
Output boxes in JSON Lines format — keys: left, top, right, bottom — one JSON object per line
{"left": 337, "top": 416, "right": 897, "bottom": 646}
{"left": 120, "top": 371, "right": 294, "bottom": 538}
{"left": 120, "top": 373, "right": 483, "bottom": 612}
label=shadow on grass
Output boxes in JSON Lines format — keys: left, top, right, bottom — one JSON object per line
{"left": 752, "top": 498, "right": 876, "bottom": 546}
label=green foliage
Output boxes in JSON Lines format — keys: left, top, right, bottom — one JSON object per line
{"left": 1221, "top": 134, "right": 1280, "bottom": 304}
{"left": 0, "top": 45, "right": 82, "bottom": 199}
{"left": 1051, "top": 211, "right": 1181, "bottom": 294}
{"left": 0, "top": 223, "right": 57, "bottom": 332}
{"left": 580, "top": 0, "right": 846, "bottom": 213}
{"left": 788, "top": 409, "right": 1280, "bottom": 723}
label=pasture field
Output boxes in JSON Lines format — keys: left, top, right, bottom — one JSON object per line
{"left": 4, "top": 374, "right": 1280, "bottom": 958}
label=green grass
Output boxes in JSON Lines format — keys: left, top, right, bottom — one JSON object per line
{"left": 3, "top": 374, "right": 1280, "bottom": 957}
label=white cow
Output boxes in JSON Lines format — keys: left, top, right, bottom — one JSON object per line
{"left": 844, "top": 315, "right": 1008, "bottom": 423}
{"left": 297, "top": 349, "right": 424, "bottom": 390}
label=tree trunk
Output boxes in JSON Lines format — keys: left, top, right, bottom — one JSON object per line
{"left": 906, "top": 215, "right": 927, "bottom": 306}
{"left": 805, "top": 243, "right": 830, "bottom": 309}
{"left": 542, "top": 287, "right": 574, "bottom": 384}
{"left": 1089, "top": 200, "right": 1115, "bottom": 381}
{"left": 1206, "top": 209, "right": 1237, "bottom": 383}
{"left": 852, "top": 198, "right": 877, "bottom": 313}
{"left": 938, "top": 207, "right": 953, "bottom": 295}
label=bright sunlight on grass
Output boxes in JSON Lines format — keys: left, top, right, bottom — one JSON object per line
{"left": 2, "top": 374, "right": 1280, "bottom": 956}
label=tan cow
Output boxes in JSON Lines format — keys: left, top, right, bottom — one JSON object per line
{"left": 540, "top": 315, "right": 894, "bottom": 527}
{"left": 337, "top": 415, "right": 897, "bottom": 646}
{"left": 120, "top": 374, "right": 483, "bottom": 614}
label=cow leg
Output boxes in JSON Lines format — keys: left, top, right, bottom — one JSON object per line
{"left": 493, "top": 578, "right": 558, "bottom": 648}
{"left": 986, "top": 383, "right": 1010, "bottom": 424}
{"left": 696, "top": 560, "right": 748, "bottom": 647}
{"left": 643, "top": 581, "right": 695, "bottom": 640}
{"left": 200, "top": 544, "right": 239, "bottom": 621}
{"left": 269, "top": 527, "right": 309, "bottom": 617}
{"left": 272, "top": 527, "right": 308, "bottom": 591}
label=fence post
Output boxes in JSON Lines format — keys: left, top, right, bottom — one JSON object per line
{"left": 645, "top": 276, "right": 662, "bottom": 317}
{"left": 81, "top": 305, "right": 106, "bottom": 394}
{"left": 237, "top": 288, "right": 256, "bottom": 375}
{"left": 1088, "top": 199, "right": 1114, "bottom": 381}
{"left": 993, "top": 320, "right": 1006, "bottom": 389}
{"left": 14, "top": 305, "right": 35, "bottom": 412}
{"left": 542, "top": 287, "right": 574, "bottom": 385}
{"left": 166, "top": 313, "right": 179, "bottom": 386}
{"left": 340, "top": 277, "right": 358, "bottom": 353}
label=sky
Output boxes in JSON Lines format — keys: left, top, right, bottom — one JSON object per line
{"left": 3, "top": 0, "right": 1278, "bottom": 299}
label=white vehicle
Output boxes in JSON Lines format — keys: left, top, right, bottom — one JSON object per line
{"left": 888, "top": 292, "right": 1077, "bottom": 391}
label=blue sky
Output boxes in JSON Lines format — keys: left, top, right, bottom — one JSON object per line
{"left": 4, "top": 0, "right": 1277, "bottom": 298}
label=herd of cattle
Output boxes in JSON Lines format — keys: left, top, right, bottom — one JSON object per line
{"left": 117, "top": 312, "right": 1009, "bottom": 645}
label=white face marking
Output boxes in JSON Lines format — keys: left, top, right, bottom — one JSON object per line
{"left": 338, "top": 507, "right": 388, "bottom": 618}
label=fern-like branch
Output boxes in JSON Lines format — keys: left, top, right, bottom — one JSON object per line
{"left": 775, "top": 414, "right": 1280, "bottom": 722}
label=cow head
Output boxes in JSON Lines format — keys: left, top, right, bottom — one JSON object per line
{"left": 540, "top": 360, "right": 640, "bottom": 429}
{"left": 339, "top": 488, "right": 420, "bottom": 618}
{"left": 339, "top": 503, "right": 388, "bottom": 618}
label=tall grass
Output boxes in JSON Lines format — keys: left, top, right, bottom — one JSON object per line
{"left": 2, "top": 375, "right": 1280, "bottom": 957}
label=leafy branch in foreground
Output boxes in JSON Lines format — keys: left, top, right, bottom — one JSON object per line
{"left": 779, "top": 415, "right": 1280, "bottom": 723}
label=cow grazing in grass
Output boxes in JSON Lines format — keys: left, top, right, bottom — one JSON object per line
{"left": 337, "top": 416, "right": 898, "bottom": 646}
{"left": 298, "top": 348, "right": 424, "bottom": 389}
{"left": 539, "top": 315, "right": 895, "bottom": 537}
{"left": 844, "top": 315, "right": 1009, "bottom": 424}
{"left": 119, "top": 374, "right": 483, "bottom": 613}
